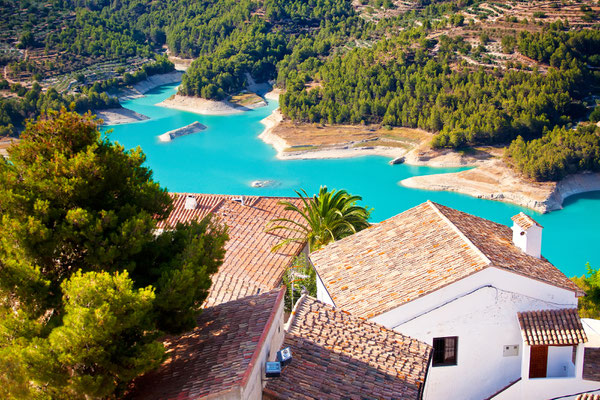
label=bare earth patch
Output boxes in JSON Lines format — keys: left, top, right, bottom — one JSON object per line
{"left": 229, "top": 92, "right": 267, "bottom": 108}
{"left": 272, "top": 121, "right": 429, "bottom": 154}
{"left": 0, "top": 137, "right": 19, "bottom": 157}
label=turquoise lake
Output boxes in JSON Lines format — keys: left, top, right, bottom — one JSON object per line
{"left": 107, "top": 83, "right": 600, "bottom": 278}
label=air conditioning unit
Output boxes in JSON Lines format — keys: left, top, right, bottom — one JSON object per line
{"left": 265, "top": 361, "right": 281, "bottom": 378}
{"left": 277, "top": 347, "right": 292, "bottom": 366}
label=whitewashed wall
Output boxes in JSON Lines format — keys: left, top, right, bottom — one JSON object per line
{"left": 369, "top": 268, "right": 578, "bottom": 400}
{"left": 547, "top": 346, "right": 575, "bottom": 378}
{"left": 241, "top": 292, "right": 286, "bottom": 400}
{"left": 314, "top": 264, "right": 335, "bottom": 307}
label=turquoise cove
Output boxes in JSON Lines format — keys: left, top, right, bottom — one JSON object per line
{"left": 106, "top": 83, "right": 600, "bottom": 279}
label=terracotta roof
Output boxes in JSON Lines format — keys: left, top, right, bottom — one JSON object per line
{"left": 517, "top": 309, "right": 587, "bottom": 346}
{"left": 263, "top": 296, "right": 432, "bottom": 400}
{"left": 158, "top": 193, "right": 306, "bottom": 307}
{"left": 310, "top": 201, "right": 580, "bottom": 319}
{"left": 584, "top": 348, "right": 600, "bottom": 382}
{"left": 576, "top": 394, "right": 600, "bottom": 400}
{"left": 129, "top": 288, "right": 285, "bottom": 400}
{"left": 511, "top": 212, "right": 542, "bottom": 230}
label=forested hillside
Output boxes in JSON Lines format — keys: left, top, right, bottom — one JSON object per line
{"left": 280, "top": 25, "right": 599, "bottom": 147}
{"left": 1, "top": 0, "right": 600, "bottom": 180}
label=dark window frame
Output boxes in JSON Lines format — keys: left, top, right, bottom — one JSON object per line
{"left": 432, "top": 336, "right": 458, "bottom": 367}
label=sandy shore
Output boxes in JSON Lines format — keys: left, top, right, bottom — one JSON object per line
{"left": 0, "top": 137, "right": 19, "bottom": 158}
{"left": 264, "top": 88, "right": 282, "bottom": 101}
{"left": 95, "top": 108, "right": 149, "bottom": 125}
{"left": 158, "top": 93, "right": 267, "bottom": 115}
{"left": 257, "top": 106, "right": 600, "bottom": 212}
{"left": 258, "top": 109, "right": 288, "bottom": 152}
{"left": 158, "top": 94, "right": 245, "bottom": 115}
{"left": 258, "top": 107, "right": 420, "bottom": 160}
{"left": 280, "top": 144, "right": 408, "bottom": 160}
{"left": 400, "top": 157, "right": 600, "bottom": 213}
{"left": 118, "top": 71, "right": 184, "bottom": 101}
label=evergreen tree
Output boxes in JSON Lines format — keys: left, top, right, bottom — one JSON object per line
{"left": 0, "top": 109, "right": 228, "bottom": 399}
{"left": 572, "top": 263, "right": 600, "bottom": 318}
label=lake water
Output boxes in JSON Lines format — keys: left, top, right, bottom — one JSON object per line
{"left": 107, "top": 83, "right": 600, "bottom": 278}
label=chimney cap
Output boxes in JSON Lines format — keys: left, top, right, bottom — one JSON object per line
{"left": 511, "top": 212, "right": 542, "bottom": 230}
{"left": 184, "top": 195, "right": 197, "bottom": 210}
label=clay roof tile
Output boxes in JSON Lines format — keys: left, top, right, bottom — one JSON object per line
{"left": 129, "top": 289, "right": 285, "bottom": 399}
{"left": 517, "top": 308, "right": 587, "bottom": 346}
{"left": 158, "top": 193, "right": 306, "bottom": 307}
{"left": 264, "top": 297, "right": 431, "bottom": 400}
{"left": 310, "top": 201, "right": 579, "bottom": 319}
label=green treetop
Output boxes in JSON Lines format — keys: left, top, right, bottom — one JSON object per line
{"left": 0, "top": 109, "right": 228, "bottom": 399}
{"left": 573, "top": 263, "right": 600, "bottom": 319}
{"left": 266, "top": 186, "right": 371, "bottom": 252}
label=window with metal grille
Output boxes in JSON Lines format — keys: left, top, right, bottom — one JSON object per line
{"left": 432, "top": 336, "right": 458, "bottom": 367}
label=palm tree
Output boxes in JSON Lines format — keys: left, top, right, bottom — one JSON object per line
{"left": 266, "top": 186, "right": 371, "bottom": 252}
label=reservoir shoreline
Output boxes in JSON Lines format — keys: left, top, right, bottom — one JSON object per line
{"left": 105, "top": 81, "right": 600, "bottom": 276}
{"left": 258, "top": 104, "right": 600, "bottom": 213}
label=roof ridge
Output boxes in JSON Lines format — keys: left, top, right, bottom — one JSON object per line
{"left": 426, "top": 200, "right": 492, "bottom": 266}
{"left": 285, "top": 293, "right": 309, "bottom": 332}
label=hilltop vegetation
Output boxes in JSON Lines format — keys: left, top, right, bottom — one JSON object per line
{"left": 2, "top": 0, "right": 600, "bottom": 180}
{"left": 0, "top": 56, "right": 173, "bottom": 136}
{"left": 280, "top": 26, "right": 596, "bottom": 147}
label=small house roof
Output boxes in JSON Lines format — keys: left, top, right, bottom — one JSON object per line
{"left": 263, "top": 296, "right": 431, "bottom": 400}
{"left": 517, "top": 308, "right": 588, "bottom": 346}
{"left": 310, "top": 201, "right": 579, "bottom": 320}
{"left": 129, "top": 288, "right": 285, "bottom": 399}
{"left": 159, "top": 193, "right": 306, "bottom": 307}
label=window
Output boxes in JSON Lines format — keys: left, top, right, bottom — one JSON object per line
{"left": 432, "top": 336, "right": 458, "bottom": 367}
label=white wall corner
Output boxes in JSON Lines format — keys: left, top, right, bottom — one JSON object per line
{"left": 512, "top": 223, "right": 542, "bottom": 259}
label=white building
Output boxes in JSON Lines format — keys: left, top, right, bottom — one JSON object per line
{"left": 310, "top": 201, "right": 600, "bottom": 399}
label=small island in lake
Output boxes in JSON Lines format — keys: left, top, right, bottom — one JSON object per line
{"left": 158, "top": 121, "right": 207, "bottom": 142}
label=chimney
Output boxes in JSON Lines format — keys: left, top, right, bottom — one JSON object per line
{"left": 511, "top": 212, "right": 543, "bottom": 258}
{"left": 233, "top": 196, "right": 246, "bottom": 206}
{"left": 184, "top": 195, "right": 197, "bottom": 210}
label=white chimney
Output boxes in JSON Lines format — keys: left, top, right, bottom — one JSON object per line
{"left": 511, "top": 212, "right": 542, "bottom": 258}
{"left": 184, "top": 195, "right": 197, "bottom": 210}
{"left": 233, "top": 196, "right": 246, "bottom": 206}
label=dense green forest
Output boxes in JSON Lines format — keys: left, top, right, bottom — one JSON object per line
{"left": 280, "top": 24, "right": 600, "bottom": 147}
{"left": 2, "top": 0, "right": 600, "bottom": 180}
{"left": 506, "top": 124, "right": 600, "bottom": 181}
{"left": 0, "top": 82, "right": 118, "bottom": 136}
{"left": 0, "top": 57, "right": 173, "bottom": 136}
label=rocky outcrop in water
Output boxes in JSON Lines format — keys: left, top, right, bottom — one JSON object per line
{"left": 158, "top": 121, "right": 207, "bottom": 142}
{"left": 251, "top": 180, "right": 280, "bottom": 188}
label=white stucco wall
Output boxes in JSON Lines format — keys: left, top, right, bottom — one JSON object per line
{"left": 366, "top": 268, "right": 578, "bottom": 400}
{"left": 240, "top": 293, "right": 286, "bottom": 400}
{"left": 512, "top": 223, "right": 542, "bottom": 258}
{"left": 547, "top": 346, "right": 575, "bottom": 377}
{"left": 493, "top": 377, "right": 600, "bottom": 400}
{"left": 314, "top": 264, "right": 335, "bottom": 307}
